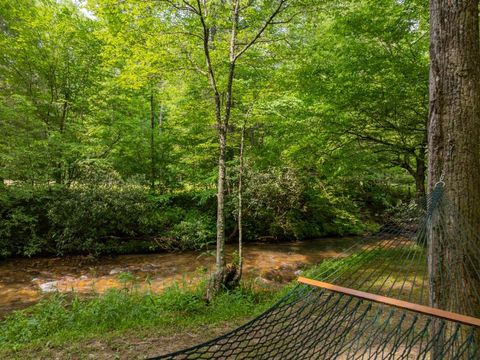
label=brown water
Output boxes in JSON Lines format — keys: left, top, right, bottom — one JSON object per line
{"left": 0, "top": 237, "right": 359, "bottom": 316}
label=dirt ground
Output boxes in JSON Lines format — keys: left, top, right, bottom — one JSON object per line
{"left": 1, "top": 322, "right": 241, "bottom": 360}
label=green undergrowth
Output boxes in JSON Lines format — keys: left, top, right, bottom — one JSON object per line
{"left": 303, "top": 244, "right": 425, "bottom": 281}
{"left": 0, "top": 279, "right": 284, "bottom": 354}
{"left": 301, "top": 244, "right": 427, "bottom": 305}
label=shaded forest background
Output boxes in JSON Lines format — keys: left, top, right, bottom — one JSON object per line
{"left": 0, "top": 0, "right": 428, "bottom": 258}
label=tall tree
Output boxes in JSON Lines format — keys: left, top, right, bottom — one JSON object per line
{"left": 90, "top": 0, "right": 171, "bottom": 190}
{"left": 297, "top": 0, "right": 429, "bottom": 200}
{"left": 0, "top": 0, "right": 101, "bottom": 185}
{"left": 164, "top": 0, "right": 290, "bottom": 298}
{"left": 428, "top": 0, "right": 480, "bottom": 351}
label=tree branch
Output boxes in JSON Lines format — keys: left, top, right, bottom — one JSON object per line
{"left": 196, "top": 0, "right": 222, "bottom": 123}
{"left": 163, "top": 0, "right": 199, "bottom": 15}
{"left": 222, "top": 0, "right": 241, "bottom": 126}
{"left": 234, "top": 0, "right": 288, "bottom": 61}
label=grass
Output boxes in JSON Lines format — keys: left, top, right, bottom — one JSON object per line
{"left": 0, "top": 277, "right": 285, "bottom": 358}
{"left": 302, "top": 244, "right": 428, "bottom": 304}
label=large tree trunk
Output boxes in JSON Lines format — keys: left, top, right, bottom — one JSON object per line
{"left": 428, "top": 0, "right": 480, "bottom": 354}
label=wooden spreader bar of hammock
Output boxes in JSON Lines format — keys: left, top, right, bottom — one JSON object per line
{"left": 298, "top": 277, "right": 480, "bottom": 327}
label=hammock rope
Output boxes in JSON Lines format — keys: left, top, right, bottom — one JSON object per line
{"left": 150, "top": 185, "right": 480, "bottom": 359}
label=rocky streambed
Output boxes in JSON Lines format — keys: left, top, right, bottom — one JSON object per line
{"left": 0, "top": 237, "right": 359, "bottom": 316}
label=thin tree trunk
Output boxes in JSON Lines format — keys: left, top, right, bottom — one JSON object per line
{"left": 55, "top": 91, "right": 69, "bottom": 185}
{"left": 158, "top": 105, "right": 164, "bottom": 191}
{"left": 415, "top": 122, "right": 428, "bottom": 203}
{"left": 59, "top": 59, "right": 70, "bottom": 135}
{"left": 150, "top": 90, "right": 156, "bottom": 191}
{"left": 428, "top": 0, "right": 480, "bottom": 355}
{"left": 237, "top": 120, "right": 246, "bottom": 278}
{"left": 216, "top": 124, "right": 227, "bottom": 272}
{"left": 204, "top": 0, "right": 240, "bottom": 300}
{"left": 59, "top": 96, "right": 68, "bottom": 134}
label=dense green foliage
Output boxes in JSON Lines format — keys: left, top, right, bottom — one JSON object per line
{"left": 0, "top": 185, "right": 217, "bottom": 256}
{"left": 0, "top": 178, "right": 394, "bottom": 256}
{"left": 0, "top": 0, "right": 428, "bottom": 257}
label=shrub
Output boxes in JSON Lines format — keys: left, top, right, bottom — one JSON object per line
{"left": 230, "top": 167, "right": 370, "bottom": 241}
{"left": 169, "top": 211, "right": 215, "bottom": 251}
{"left": 0, "top": 187, "right": 51, "bottom": 257}
{"left": 46, "top": 185, "right": 163, "bottom": 255}
{"left": 0, "top": 185, "right": 216, "bottom": 257}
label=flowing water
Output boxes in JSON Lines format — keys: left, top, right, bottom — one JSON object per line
{"left": 0, "top": 237, "right": 360, "bottom": 317}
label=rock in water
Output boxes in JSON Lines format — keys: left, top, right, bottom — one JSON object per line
{"left": 39, "top": 281, "right": 58, "bottom": 293}
{"left": 109, "top": 268, "right": 123, "bottom": 275}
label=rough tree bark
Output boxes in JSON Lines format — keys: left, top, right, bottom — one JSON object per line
{"left": 428, "top": 0, "right": 480, "bottom": 353}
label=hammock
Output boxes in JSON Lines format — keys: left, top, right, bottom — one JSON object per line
{"left": 150, "top": 185, "right": 480, "bottom": 359}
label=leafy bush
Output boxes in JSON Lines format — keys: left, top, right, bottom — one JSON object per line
{"left": 0, "top": 185, "right": 216, "bottom": 257}
{"left": 0, "top": 187, "right": 51, "bottom": 257}
{"left": 46, "top": 185, "right": 163, "bottom": 255}
{"left": 0, "top": 166, "right": 399, "bottom": 258}
{"left": 169, "top": 211, "right": 215, "bottom": 250}
{"left": 230, "top": 167, "right": 371, "bottom": 241}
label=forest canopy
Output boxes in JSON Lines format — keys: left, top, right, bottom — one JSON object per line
{"left": 0, "top": 0, "right": 428, "bottom": 258}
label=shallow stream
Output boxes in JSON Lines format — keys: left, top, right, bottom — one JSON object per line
{"left": 0, "top": 237, "right": 359, "bottom": 316}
